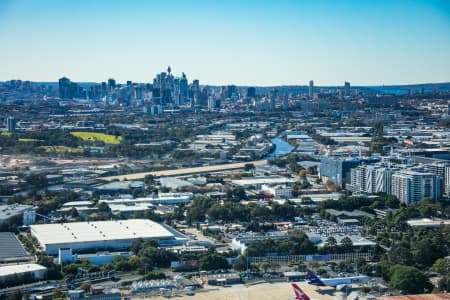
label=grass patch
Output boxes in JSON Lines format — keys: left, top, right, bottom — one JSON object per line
{"left": 71, "top": 131, "right": 122, "bottom": 145}
{"left": 19, "top": 138, "right": 43, "bottom": 142}
{"left": 1, "top": 132, "right": 12, "bottom": 136}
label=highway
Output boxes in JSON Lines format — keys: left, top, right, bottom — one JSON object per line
{"left": 100, "top": 160, "right": 268, "bottom": 181}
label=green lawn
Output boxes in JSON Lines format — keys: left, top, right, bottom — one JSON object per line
{"left": 70, "top": 131, "right": 122, "bottom": 145}
{"left": 18, "top": 138, "right": 43, "bottom": 142}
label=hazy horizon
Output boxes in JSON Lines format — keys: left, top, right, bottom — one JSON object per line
{"left": 1, "top": 0, "right": 449, "bottom": 85}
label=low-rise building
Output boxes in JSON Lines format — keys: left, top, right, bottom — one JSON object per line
{"left": 261, "top": 184, "right": 293, "bottom": 199}
{"left": 0, "top": 264, "right": 47, "bottom": 284}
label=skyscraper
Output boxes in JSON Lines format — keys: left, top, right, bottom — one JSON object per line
{"left": 179, "top": 72, "right": 189, "bottom": 105}
{"left": 6, "top": 116, "right": 16, "bottom": 132}
{"left": 308, "top": 80, "right": 314, "bottom": 99}
{"left": 208, "top": 96, "right": 216, "bottom": 112}
{"left": 247, "top": 87, "right": 256, "bottom": 98}
{"left": 107, "top": 78, "right": 116, "bottom": 92}
{"left": 58, "top": 77, "right": 72, "bottom": 99}
{"left": 344, "top": 81, "right": 351, "bottom": 96}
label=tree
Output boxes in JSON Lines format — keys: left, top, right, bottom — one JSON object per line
{"left": 130, "top": 238, "right": 144, "bottom": 254}
{"left": 389, "top": 265, "right": 432, "bottom": 294}
{"left": 299, "top": 169, "right": 307, "bottom": 180}
{"left": 244, "top": 163, "right": 255, "bottom": 172}
{"left": 98, "top": 202, "right": 112, "bottom": 214}
{"left": 199, "top": 253, "right": 229, "bottom": 271}
{"left": 24, "top": 173, "right": 48, "bottom": 188}
{"left": 70, "top": 207, "right": 80, "bottom": 218}
{"left": 431, "top": 258, "right": 450, "bottom": 275}
{"left": 232, "top": 257, "right": 247, "bottom": 271}
{"left": 340, "top": 237, "right": 354, "bottom": 253}
{"left": 325, "top": 236, "right": 338, "bottom": 252}
{"left": 79, "top": 282, "right": 91, "bottom": 293}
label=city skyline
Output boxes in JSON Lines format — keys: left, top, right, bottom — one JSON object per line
{"left": 0, "top": 0, "right": 450, "bottom": 85}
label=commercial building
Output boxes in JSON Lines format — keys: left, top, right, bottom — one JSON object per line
{"left": 30, "top": 219, "right": 189, "bottom": 255}
{"left": 0, "top": 232, "right": 33, "bottom": 264}
{"left": 6, "top": 116, "right": 16, "bottom": 132}
{"left": 0, "top": 204, "right": 35, "bottom": 225}
{"left": 0, "top": 264, "right": 47, "bottom": 283}
{"left": 406, "top": 218, "right": 450, "bottom": 228}
{"left": 231, "top": 232, "right": 289, "bottom": 254}
{"left": 392, "top": 170, "right": 441, "bottom": 205}
{"left": 350, "top": 165, "right": 398, "bottom": 194}
{"left": 261, "top": 184, "right": 293, "bottom": 199}
{"left": 93, "top": 180, "right": 145, "bottom": 196}
{"left": 320, "top": 157, "right": 380, "bottom": 188}
{"left": 99, "top": 192, "right": 193, "bottom": 206}
{"left": 232, "top": 177, "right": 296, "bottom": 189}
{"left": 308, "top": 80, "right": 314, "bottom": 98}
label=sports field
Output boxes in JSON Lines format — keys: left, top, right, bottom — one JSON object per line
{"left": 70, "top": 131, "right": 122, "bottom": 144}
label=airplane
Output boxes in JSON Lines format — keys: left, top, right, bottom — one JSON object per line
{"left": 306, "top": 270, "right": 369, "bottom": 291}
{"left": 291, "top": 283, "right": 312, "bottom": 300}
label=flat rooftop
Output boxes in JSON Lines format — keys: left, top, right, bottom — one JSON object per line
{"left": 30, "top": 219, "right": 175, "bottom": 245}
{"left": 232, "top": 177, "right": 296, "bottom": 186}
{"left": 0, "top": 204, "right": 33, "bottom": 222}
{"left": 0, "top": 264, "right": 46, "bottom": 277}
{"left": 407, "top": 218, "right": 450, "bottom": 227}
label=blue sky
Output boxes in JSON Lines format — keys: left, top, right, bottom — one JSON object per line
{"left": 0, "top": 0, "right": 449, "bottom": 86}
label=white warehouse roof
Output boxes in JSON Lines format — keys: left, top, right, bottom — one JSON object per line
{"left": 30, "top": 219, "right": 178, "bottom": 254}
{"left": 0, "top": 263, "right": 46, "bottom": 278}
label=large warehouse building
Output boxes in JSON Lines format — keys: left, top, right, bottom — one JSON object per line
{"left": 30, "top": 219, "right": 188, "bottom": 255}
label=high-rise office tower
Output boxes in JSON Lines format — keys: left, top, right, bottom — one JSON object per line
{"left": 101, "top": 82, "right": 107, "bottom": 97}
{"left": 58, "top": 77, "right": 72, "bottom": 99}
{"left": 108, "top": 78, "right": 116, "bottom": 92}
{"left": 6, "top": 116, "right": 16, "bottom": 132}
{"left": 208, "top": 96, "right": 216, "bottom": 112}
{"left": 179, "top": 73, "right": 188, "bottom": 105}
{"left": 308, "top": 80, "right": 314, "bottom": 99}
{"left": 226, "top": 85, "right": 237, "bottom": 98}
{"left": 344, "top": 81, "right": 351, "bottom": 96}
{"left": 247, "top": 87, "right": 256, "bottom": 98}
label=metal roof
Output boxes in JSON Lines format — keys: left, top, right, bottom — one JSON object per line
{"left": 30, "top": 219, "right": 174, "bottom": 245}
{"left": 0, "top": 264, "right": 46, "bottom": 277}
{"left": 0, "top": 232, "right": 28, "bottom": 259}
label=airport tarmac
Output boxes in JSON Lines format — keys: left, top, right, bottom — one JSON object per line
{"left": 132, "top": 281, "right": 351, "bottom": 300}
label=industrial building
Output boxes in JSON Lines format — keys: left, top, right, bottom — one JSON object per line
{"left": 0, "top": 204, "right": 35, "bottom": 226}
{"left": 0, "top": 232, "right": 33, "bottom": 264}
{"left": 30, "top": 219, "right": 189, "bottom": 255}
{"left": 232, "top": 176, "right": 297, "bottom": 189}
{"left": 0, "top": 264, "right": 47, "bottom": 283}
{"left": 99, "top": 192, "right": 193, "bottom": 206}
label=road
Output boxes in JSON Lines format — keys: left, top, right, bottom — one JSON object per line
{"left": 100, "top": 160, "right": 268, "bottom": 181}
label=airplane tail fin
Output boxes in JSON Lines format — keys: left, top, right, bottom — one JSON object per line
{"left": 291, "top": 283, "right": 311, "bottom": 300}
{"left": 306, "top": 270, "right": 326, "bottom": 286}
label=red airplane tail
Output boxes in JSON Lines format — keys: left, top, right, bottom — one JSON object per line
{"left": 291, "top": 283, "right": 311, "bottom": 300}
